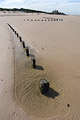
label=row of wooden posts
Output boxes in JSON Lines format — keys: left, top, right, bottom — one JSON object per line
{"left": 7, "top": 23, "right": 36, "bottom": 68}
{"left": 26, "top": 18, "right": 63, "bottom": 22}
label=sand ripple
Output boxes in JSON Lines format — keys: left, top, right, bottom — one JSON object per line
{"left": 14, "top": 37, "right": 67, "bottom": 118}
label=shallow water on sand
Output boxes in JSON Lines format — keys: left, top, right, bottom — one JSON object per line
{"left": 14, "top": 35, "right": 67, "bottom": 118}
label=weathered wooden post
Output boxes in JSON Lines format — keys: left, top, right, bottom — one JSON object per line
{"left": 26, "top": 47, "right": 29, "bottom": 56}
{"left": 22, "top": 41, "right": 25, "bottom": 48}
{"left": 39, "top": 79, "right": 50, "bottom": 94}
{"left": 10, "top": 26, "right": 12, "bottom": 29}
{"left": 19, "top": 36, "right": 22, "bottom": 42}
{"left": 9, "top": 25, "right": 11, "bottom": 28}
{"left": 31, "top": 56, "right": 36, "bottom": 68}
{"left": 12, "top": 28, "right": 14, "bottom": 32}
{"left": 15, "top": 31, "right": 16, "bottom": 34}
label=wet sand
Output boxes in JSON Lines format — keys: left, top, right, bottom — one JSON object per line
{"left": 14, "top": 33, "right": 64, "bottom": 117}
{"left": 0, "top": 11, "right": 80, "bottom": 120}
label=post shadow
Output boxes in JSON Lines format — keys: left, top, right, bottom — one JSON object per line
{"left": 30, "top": 54, "right": 44, "bottom": 70}
{"left": 29, "top": 54, "right": 35, "bottom": 58}
{"left": 35, "top": 65, "right": 44, "bottom": 71}
{"left": 43, "top": 87, "right": 59, "bottom": 98}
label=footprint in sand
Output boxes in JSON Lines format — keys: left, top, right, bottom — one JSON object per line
{"left": 65, "top": 49, "right": 68, "bottom": 51}
{"left": 67, "top": 104, "right": 70, "bottom": 107}
{"left": 42, "top": 47, "right": 44, "bottom": 50}
{"left": 5, "top": 91, "right": 7, "bottom": 93}
{"left": 1, "top": 79, "right": 3, "bottom": 81}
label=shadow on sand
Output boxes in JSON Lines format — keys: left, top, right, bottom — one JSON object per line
{"left": 43, "top": 87, "right": 59, "bottom": 98}
{"left": 29, "top": 54, "right": 35, "bottom": 58}
{"left": 35, "top": 65, "right": 44, "bottom": 71}
{"left": 29, "top": 54, "right": 44, "bottom": 71}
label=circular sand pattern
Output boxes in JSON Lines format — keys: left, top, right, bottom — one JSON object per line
{"left": 14, "top": 41, "right": 68, "bottom": 118}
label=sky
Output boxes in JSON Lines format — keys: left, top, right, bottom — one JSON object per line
{"left": 0, "top": 0, "right": 80, "bottom": 15}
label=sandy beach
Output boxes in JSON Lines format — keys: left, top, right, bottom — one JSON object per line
{"left": 0, "top": 11, "right": 80, "bottom": 120}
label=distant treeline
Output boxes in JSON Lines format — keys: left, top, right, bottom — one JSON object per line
{"left": 0, "top": 8, "right": 66, "bottom": 15}
{"left": 0, "top": 8, "right": 46, "bottom": 13}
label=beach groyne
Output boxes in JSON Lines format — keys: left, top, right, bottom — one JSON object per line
{"left": 7, "top": 23, "right": 66, "bottom": 118}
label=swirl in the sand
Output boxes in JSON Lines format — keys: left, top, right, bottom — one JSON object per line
{"left": 14, "top": 36, "right": 67, "bottom": 118}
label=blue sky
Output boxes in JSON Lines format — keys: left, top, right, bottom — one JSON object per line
{"left": 0, "top": 0, "right": 80, "bottom": 15}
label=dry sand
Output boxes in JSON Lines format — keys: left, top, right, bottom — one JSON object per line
{"left": 0, "top": 11, "right": 80, "bottom": 120}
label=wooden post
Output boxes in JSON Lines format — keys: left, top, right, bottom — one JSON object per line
{"left": 26, "top": 47, "right": 29, "bottom": 56}
{"left": 22, "top": 41, "right": 25, "bottom": 48}
{"left": 10, "top": 26, "right": 11, "bottom": 28}
{"left": 15, "top": 31, "right": 16, "bottom": 34}
{"left": 11, "top": 26, "right": 12, "bottom": 30}
{"left": 19, "top": 36, "right": 22, "bottom": 42}
{"left": 13, "top": 28, "right": 14, "bottom": 32}
{"left": 31, "top": 57, "right": 36, "bottom": 68}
